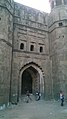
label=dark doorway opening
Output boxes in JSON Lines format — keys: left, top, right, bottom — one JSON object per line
{"left": 21, "top": 66, "right": 40, "bottom": 96}
{"left": 21, "top": 69, "right": 32, "bottom": 94}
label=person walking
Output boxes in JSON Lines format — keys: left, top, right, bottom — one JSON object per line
{"left": 36, "top": 92, "right": 41, "bottom": 101}
{"left": 26, "top": 90, "right": 32, "bottom": 103}
{"left": 60, "top": 91, "right": 64, "bottom": 106}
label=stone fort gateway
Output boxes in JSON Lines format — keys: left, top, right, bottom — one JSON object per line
{"left": 0, "top": 0, "right": 67, "bottom": 107}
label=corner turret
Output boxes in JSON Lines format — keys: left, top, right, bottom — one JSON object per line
{"left": 49, "top": 0, "right": 67, "bottom": 9}
{"left": 48, "top": 0, "right": 67, "bottom": 100}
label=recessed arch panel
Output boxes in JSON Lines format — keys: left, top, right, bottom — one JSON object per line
{"left": 19, "top": 62, "right": 45, "bottom": 98}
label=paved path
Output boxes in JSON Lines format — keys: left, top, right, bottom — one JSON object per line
{"left": 0, "top": 99, "right": 67, "bottom": 119}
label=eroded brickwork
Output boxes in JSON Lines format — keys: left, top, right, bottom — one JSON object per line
{"left": 0, "top": 0, "right": 13, "bottom": 105}
{"left": 11, "top": 3, "right": 51, "bottom": 102}
{"left": 49, "top": 0, "right": 67, "bottom": 99}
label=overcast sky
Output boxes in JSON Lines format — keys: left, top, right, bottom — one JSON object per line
{"left": 14, "top": 0, "right": 51, "bottom": 13}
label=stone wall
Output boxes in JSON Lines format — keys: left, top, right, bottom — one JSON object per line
{"left": 10, "top": 3, "right": 52, "bottom": 102}
{"left": 49, "top": 6, "right": 67, "bottom": 100}
{"left": 0, "top": 0, "right": 13, "bottom": 106}
{"left": 0, "top": 40, "right": 12, "bottom": 105}
{"left": 14, "top": 2, "right": 48, "bottom": 30}
{"left": 1, "top": 0, "right": 67, "bottom": 105}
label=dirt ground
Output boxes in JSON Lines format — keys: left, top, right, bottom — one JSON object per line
{"left": 0, "top": 97, "right": 67, "bottom": 119}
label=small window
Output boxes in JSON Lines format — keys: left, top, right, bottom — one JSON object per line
{"left": 0, "top": 18, "right": 1, "bottom": 20}
{"left": 20, "top": 43, "right": 24, "bottom": 49}
{"left": 40, "top": 47, "right": 43, "bottom": 52}
{"left": 59, "top": 22, "right": 63, "bottom": 26}
{"left": 62, "top": 35, "right": 64, "bottom": 38}
{"left": 30, "top": 45, "right": 34, "bottom": 51}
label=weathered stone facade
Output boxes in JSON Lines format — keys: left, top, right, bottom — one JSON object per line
{"left": 49, "top": 0, "right": 67, "bottom": 100}
{"left": 0, "top": 0, "right": 67, "bottom": 106}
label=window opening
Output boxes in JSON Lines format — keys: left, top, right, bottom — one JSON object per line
{"left": 30, "top": 45, "right": 34, "bottom": 51}
{"left": 20, "top": 43, "right": 24, "bottom": 49}
{"left": 62, "top": 35, "right": 64, "bottom": 38}
{"left": 40, "top": 46, "right": 43, "bottom": 52}
{"left": 59, "top": 22, "right": 63, "bottom": 26}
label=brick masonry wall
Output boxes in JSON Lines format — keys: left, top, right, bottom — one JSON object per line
{"left": 10, "top": 3, "right": 52, "bottom": 102}
{"left": 0, "top": 0, "right": 13, "bottom": 105}
{"left": 49, "top": 6, "right": 67, "bottom": 100}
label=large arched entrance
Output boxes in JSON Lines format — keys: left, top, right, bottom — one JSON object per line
{"left": 21, "top": 66, "right": 40, "bottom": 95}
{"left": 21, "top": 69, "right": 32, "bottom": 94}
{"left": 19, "top": 63, "right": 44, "bottom": 98}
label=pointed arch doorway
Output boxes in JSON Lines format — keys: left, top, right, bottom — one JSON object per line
{"left": 19, "top": 63, "right": 44, "bottom": 98}
{"left": 21, "top": 69, "right": 32, "bottom": 94}
{"left": 21, "top": 66, "right": 40, "bottom": 95}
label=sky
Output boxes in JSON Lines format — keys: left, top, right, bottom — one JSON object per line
{"left": 14, "top": 0, "right": 51, "bottom": 13}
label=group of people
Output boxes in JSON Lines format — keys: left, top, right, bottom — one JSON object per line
{"left": 26, "top": 90, "right": 41, "bottom": 103}
{"left": 26, "top": 90, "right": 32, "bottom": 103}
{"left": 26, "top": 90, "right": 65, "bottom": 106}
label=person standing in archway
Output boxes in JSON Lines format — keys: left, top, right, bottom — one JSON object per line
{"left": 36, "top": 92, "right": 41, "bottom": 101}
{"left": 26, "top": 90, "right": 32, "bottom": 103}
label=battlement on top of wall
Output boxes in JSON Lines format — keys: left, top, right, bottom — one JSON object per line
{"left": 14, "top": 2, "right": 49, "bottom": 31}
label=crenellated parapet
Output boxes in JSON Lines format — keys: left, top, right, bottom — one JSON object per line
{"left": 14, "top": 2, "right": 48, "bottom": 32}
